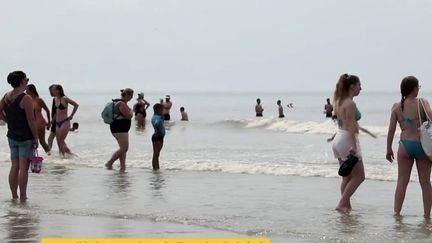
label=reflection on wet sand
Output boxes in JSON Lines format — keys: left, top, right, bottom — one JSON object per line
{"left": 393, "top": 215, "right": 432, "bottom": 240}
{"left": 6, "top": 202, "right": 40, "bottom": 241}
{"left": 149, "top": 171, "right": 166, "bottom": 199}
{"left": 336, "top": 212, "right": 363, "bottom": 235}
{"left": 110, "top": 172, "right": 132, "bottom": 195}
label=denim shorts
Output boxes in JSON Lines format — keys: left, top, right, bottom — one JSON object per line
{"left": 8, "top": 138, "right": 33, "bottom": 160}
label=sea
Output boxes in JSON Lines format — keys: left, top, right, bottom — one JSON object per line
{"left": 0, "top": 90, "right": 432, "bottom": 242}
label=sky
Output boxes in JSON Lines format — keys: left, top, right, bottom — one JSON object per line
{"left": 1, "top": 0, "right": 432, "bottom": 93}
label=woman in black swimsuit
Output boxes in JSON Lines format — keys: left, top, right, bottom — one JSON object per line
{"left": 105, "top": 88, "right": 134, "bottom": 171}
{"left": 133, "top": 92, "right": 150, "bottom": 129}
{"left": 53, "top": 85, "right": 79, "bottom": 156}
{"left": 47, "top": 85, "right": 57, "bottom": 150}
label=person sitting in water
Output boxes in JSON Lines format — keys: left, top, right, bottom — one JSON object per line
{"left": 255, "top": 98, "right": 264, "bottom": 117}
{"left": 180, "top": 107, "right": 189, "bottom": 121}
{"left": 324, "top": 98, "right": 334, "bottom": 118}
{"left": 277, "top": 100, "right": 285, "bottom": 118}
{"left": 70, "top": 122, "right": 79, "bottom": 132}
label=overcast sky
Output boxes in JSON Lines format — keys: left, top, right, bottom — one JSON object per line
{"left": 1, "top": 0, "right": 431, "bottom": 92}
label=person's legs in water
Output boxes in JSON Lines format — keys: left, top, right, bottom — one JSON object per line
{"left": 38, "top": 125, "right": 50, "bottom": 154}
{"left": 136, "top": 113, "right": 145, "bottom": 129}
{"left": 105, "top": 133, "right": 129, "bottom": 171}
{"left": 336, "top": 160, "right": 365, "bottom": 212}
{"left": 18, "top": 156, "right": 30, "bottom": 201}
{"left": 56, "top": 120, "right": 71, "bottom": 156}
{"left": 394, "top": 143, "right": 414, "bottom": 216}
{"left": 152, "top": 138, "right": 163, "bottom": 170}
{"left": 8, "top": 139, "right": 32, "bottom": 201}
{"left": 9, "top": 159, "right": 19, "bottom": 199}
{"left": 339, "top": 159, "right": 352, "bottom": 210}
{"left": 416, "top": 156, "right": 432, "bottom": 218}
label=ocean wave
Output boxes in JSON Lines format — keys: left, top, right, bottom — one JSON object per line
{"left": 222, "top": 117, "right": 390, "bottom": 137}
{"left": 13, "top": 155, "right": 401, "bottom": 182}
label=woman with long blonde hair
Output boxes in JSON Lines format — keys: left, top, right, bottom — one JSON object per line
{"left": 332, "top": 73, "right": 365, "bottom": 213}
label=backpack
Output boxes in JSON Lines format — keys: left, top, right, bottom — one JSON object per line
{"left": 101, "top": 101, "right": 117, "bottom": 124}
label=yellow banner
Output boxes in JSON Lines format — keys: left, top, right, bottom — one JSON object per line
{"left": 42, "top": 238, "right": 271, "bottom": 243}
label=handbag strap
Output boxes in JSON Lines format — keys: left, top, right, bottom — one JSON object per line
{"left": 419, "top": 98, "right": 431, "bottom": 122}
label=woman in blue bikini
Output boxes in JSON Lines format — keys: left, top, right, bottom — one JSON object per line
{"left": 387, "top": 76, "right": 432, "bottom": 218}
{"left": 53, "top": 85, "right": 79, "bottom": 157}
{"left": 332, "top": 73, "right": 365, "bottom": 213}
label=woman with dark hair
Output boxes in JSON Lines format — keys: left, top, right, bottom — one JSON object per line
{"left": 26, "top": 84, "right": 51, "bottom": 154}
{"left": 332, "top": 73, "right": 365, "bottom": 213}
{"left": 255, "top": 98, "right": 263, "bottom": 117}
{"left": 105, "top": 88, "right": 134, "bottom": 171}
{"left": 386, "top": 76, "right": 432, "bottom": 218}
{"left": 133, "top": 92, "right": 150, "bottom": 129}
{"left": 47, "top": 85, "right": 57, "bottom": 149}
{"left": 0, "top": 71, "right": 38, "bottom": 201}
{"left": 53, "top": 84, "right": 79, "bottom": 156}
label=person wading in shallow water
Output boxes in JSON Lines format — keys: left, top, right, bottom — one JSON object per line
{"left": 0, "top": 71, "right": 39, "bottom": 201}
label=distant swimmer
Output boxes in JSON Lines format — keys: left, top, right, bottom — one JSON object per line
{"left": 324, "top": 98, "right": 334, "bottom": 118}
{"left": 255, "top": 98, "right": 264, "bottom": 117}
{"left": 277, "top": 100, "right": 284, "bottom": 118}
{"left": 287, "top": 103, "right": 294, "bottom": 108}
{"left": 162, "top": 95, "right": 172, "bottom": 121}
{"left": 180, "top": 107, "right": 189, "bottom": 121}
{"left": 26, "top": 84, "right": 51, "bottom": 154}
{"left": 133, "top": 92, "right": 150, "bottom": 129}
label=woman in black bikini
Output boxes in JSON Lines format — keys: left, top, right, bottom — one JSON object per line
{"left": 47, "top": 85, "right": 57, "bottom": 150}
{"left": 53, "top": 85, "right": 79, "bottom": 156}
{"left": 105, "top": 88, "right": 134, "bottom": 171}
{"left": 133, "top": 92, "right": 150, "bottom": 129}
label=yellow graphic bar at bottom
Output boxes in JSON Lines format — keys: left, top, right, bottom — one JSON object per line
{"left": 42, "top": 238, "right": 271, "bottom": 243}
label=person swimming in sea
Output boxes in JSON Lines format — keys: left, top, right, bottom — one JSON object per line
{"left": 277, "top": 100, "right": 285, "bottom": 118}
{"left": 180, "top": 107, "right": 189, "bottom": 121}
{"left": 255, "top": 98, "right": 264, "bottom": 117}
{"left": 324, "top": 98, "right": 334, "bottom": 118}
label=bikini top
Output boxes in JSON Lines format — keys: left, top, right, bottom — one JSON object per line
{"left": 399, "top": 101, "right": 421, "bottom": 126}
{"left": 337, "top": 107, "right": 361, "bottom": 128}
{"left": 55, "top": 98, "right": 66, "bottom": 110}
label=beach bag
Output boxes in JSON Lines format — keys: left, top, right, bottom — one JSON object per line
{"left": 338, "top": 154, "right": 359, "bottom": 177}
{"left": 101, "top": 101, "right": 116, "bottom": 124}
{"left": 30, "top": 150, "right": 43, "bottom": 173}
{"left": 418, "top": 98, "right": 432, "bottom": 160}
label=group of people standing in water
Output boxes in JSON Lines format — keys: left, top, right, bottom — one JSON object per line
{"left": 0, "top": 71, "right": 79, "bottom": 201}
{"left": 1, "top": 70, "right": 432, "bottom": 221}
{"left": 254, "top": 98, "right": 293, "bottom": 118}
{"left": 331, "top": 74, "right": 432, "bottom": 219}
{"left": 103, "top": 91, "right": 189, "bottom": 172}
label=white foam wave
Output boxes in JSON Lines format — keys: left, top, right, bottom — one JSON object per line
{"left": 27, "top": 155, "right": 400, "bottom": 182}
{"left": 223, "top": 117, "right": 391, "bottom": 137}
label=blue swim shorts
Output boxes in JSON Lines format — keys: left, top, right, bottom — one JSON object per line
{"left": 8, "top": 138, "right": 33, "bottom": 160}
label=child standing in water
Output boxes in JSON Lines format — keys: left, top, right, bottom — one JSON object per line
{"left": 151, "top": 103, "right": 166, "bottom": 170}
